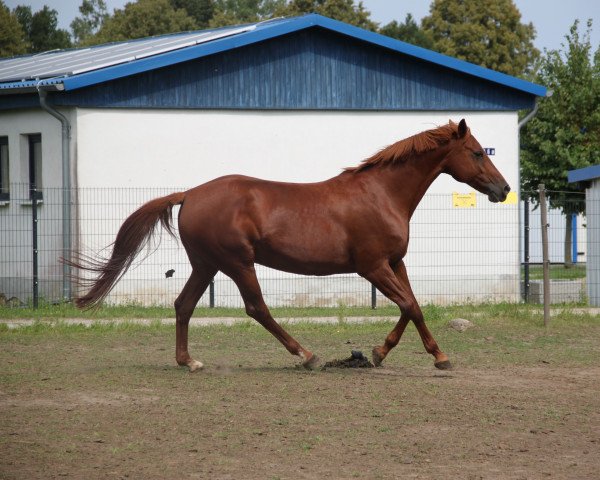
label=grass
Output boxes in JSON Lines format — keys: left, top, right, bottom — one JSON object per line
{"left": 2, "top": 304, "right": 598, "bottom": 363}
{"left": 523, "top": 263, "right": 586, "bottom": 280}
{"left": 0, "top": 301, "right": 414, "bottom": 320}
{"left": 0, "top": 301, "right": 399, "bottom": 319}
{"left": 0, "top": 300, "right": 594, "bottom": 323}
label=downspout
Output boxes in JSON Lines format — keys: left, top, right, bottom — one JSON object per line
{"left": 518, "top": 98, "right": 540, "bottom": 129}
{"left": 518, "top": 91, "right": 551, "bottom": 302}
{"left": 37, "top": 86, "right": 72, "bottom": 302}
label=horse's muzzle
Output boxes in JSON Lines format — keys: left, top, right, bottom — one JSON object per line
{"left": 486, "top": 182, "right": 511, "bottom": 203}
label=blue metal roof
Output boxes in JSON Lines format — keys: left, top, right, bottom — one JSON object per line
{"left": 0, "top": 24, "right": 254, "bottom": 84}
{"left": 0, "top": 14, "right": 547, "bottom": 98}
{"left": 568, "top": 165, "right": 600, "bottom": 183}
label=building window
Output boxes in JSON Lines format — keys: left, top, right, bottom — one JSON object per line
{"left": 0, "top": 137, "right": 8, "bottom": 200}
{"left": 28, "top": 134, "right": 42, "bottom": 200}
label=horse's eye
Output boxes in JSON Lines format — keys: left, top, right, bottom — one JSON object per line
{"left": 473, "top": 151, "right": 484, "bottom": 159}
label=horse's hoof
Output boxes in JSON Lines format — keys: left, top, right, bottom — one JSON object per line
{"left": 302, "top": 354, "right": 321, "bottom": 370}
{"left": 372, "top": 347, "right": 385, "bottom": 367}
{"left": 188, "top": 359, "right": 204, "bottom": 372}
{"left": 434, "top": 359, "right": 452, "bottom": 370}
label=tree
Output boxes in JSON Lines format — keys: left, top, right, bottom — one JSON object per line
{"left": 274, "top": 0, "right": 376, "bottom": 31}
{"left": 15, "top": 5, "right": 72, "bottom": 53}
{"left": 170, "top": 0, "right": 215, "bottom": 29}
{"left": 13, "top": 5, "right": 31, "bottom": 38}
{"left": 379, "top": 13, "right": 433, "bottom": 49}
{"left": 0, "top": 1, "right": 27, "bottom": 57}
{"left": 421, "top": 0, "right": 539, "bottom": 77}
{"left": 521, "top": 20, "right": 600, "bottom": 266}
{"left": 209, "top": 0, "right": 284, "bottom": 27}
{"left": 71, "top": 0, "right": 109, "bottom": 45}
{"left": 90, "top": 0, "right": 197, "bottom": 44}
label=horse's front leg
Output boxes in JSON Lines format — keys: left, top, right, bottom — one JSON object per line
{"left": 366, "top": 261, "right": 451, "bottom": 370}
{"left": 371, "top": 314, "right": 409, "bottom": 367}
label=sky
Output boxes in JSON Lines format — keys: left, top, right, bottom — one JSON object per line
{"left": 4, "top": 0, "right": 600, "bottom": 54}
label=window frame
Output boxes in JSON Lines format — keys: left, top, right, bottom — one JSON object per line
{"left": 0, "top": 136, "right": 8, "bottom": 201}
{"left": 28, "top": 133, "right": 42, "bottom": 200}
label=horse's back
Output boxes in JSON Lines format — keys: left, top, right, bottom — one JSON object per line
{"left": 181, "top": 174, "right": 339, "bottom": 217}
{"left": 177, "top": 174, "right": 358, "bottom": 273}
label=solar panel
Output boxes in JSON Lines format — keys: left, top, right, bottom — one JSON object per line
{"left": 0, "top": 25, "right": 255, "bottom": 84}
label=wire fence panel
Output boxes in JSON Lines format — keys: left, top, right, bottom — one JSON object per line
{"left": 522, "top": 192, "right": 587, "bottom": 265}
{"left": 1, "top": 184, "right": 34, "bottom": 305}
{"left": 401, "top": 193, "right": 520, "bottom": 305}
{"left": 1, "top": 184, "right": 596, "bottom": 307}
{"left": 76, "top": 186, "right": 192, "bottom": 307}
{"left": 0, "top": 183, "right": 66, "bottom": 305}
{"left": 522, "top": 190, "right": 590, "bottom": 304}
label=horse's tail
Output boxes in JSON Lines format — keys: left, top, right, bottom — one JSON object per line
{"left": 68, "top": 191, "right": 186, "bottom": 309}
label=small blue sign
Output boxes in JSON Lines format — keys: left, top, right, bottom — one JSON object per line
{"left": 484, "top": 148, "right": 495, "bottom": 155}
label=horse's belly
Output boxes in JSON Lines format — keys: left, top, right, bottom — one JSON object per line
{"left": 254, "top": 239, "right": 352, "bottom": 276}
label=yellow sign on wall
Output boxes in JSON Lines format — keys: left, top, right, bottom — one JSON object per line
{"left": 501, "top": 191, "right": 518, "bottom": 204}
{"left": 452, "top": 191, "right": 517, "bottom": 207}
{"left": 452, "top": 192, "right": 476, "bottom": 208}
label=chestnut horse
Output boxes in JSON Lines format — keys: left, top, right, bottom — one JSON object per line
{"left": 72, "top": 119, "right": 509, "bottom": 371}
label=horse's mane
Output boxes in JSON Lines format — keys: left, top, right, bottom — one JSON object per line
{"left": 345, "top": 121, "right": 464, "bottom": 173}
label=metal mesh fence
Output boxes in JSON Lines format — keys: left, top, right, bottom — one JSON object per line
{"left": 522, "top": 190, "right": 590, "bottom": 305}
{"left": 1, "top": 184, "right": 596, "bottom": 307}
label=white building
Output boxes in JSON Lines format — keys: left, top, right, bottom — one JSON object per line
{"left": 0, "top": 14, "right": 547, "bottom": 306}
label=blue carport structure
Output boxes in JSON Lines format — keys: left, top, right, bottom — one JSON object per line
{"left": 568, "top": 165, "right": 600, "bottom": 306}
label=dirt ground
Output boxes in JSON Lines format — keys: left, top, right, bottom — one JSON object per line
{"left": 1, "top": 319, "right": 599, "bottom": 479}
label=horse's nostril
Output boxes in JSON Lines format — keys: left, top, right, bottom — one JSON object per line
{"left": 503, "top": 184, "right": 511, "bottom": 194}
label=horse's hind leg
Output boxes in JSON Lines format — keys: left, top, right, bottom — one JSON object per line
{"left": 228, "top": 265, "right": 319, "bottom": 369}
{"left": 366, "top": 261, "right": 451, "bottom": 370}
{"left": 175, "top": 265, "right": 217, "bottom": 372}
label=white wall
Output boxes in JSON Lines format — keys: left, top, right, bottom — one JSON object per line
{"left": 76, "top": 109, "right": 519, "bottom": 190}
{"left": 73, "top": 109, "right": 521, "bottom": 306}
{"left": 0, "top": 107, "right": 77, "bottom": 301}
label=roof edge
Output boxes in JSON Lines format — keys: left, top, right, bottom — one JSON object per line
{"left": 0, "top": 80, "right": 64, "bottom": 95}
{"left": 568, "top": 165, "right": 600, "bottom": 183}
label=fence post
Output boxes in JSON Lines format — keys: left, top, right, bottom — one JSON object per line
{"left": 572, "top": 213, "right": 578, "bottom": 265}
{"left": 209, "top": 279, "right": 215, "bottom": 308}
{"left": 31, "top": 184, "right": 39, "bottom": 309}
{"left": 371, "top": 283, "right": 376, "bottom": 309}
{"left": 523, "top": 195, "right": 530, "bottom": 302}
{"left": 539, "top": 184, "right": 550, "bottom": 326}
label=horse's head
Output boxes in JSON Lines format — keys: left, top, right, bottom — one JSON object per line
{"left": 443, "top": 119, "right": 510, "bottom": 203}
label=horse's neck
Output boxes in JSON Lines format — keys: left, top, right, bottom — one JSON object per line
{"left": 371, "top": 146, "right": 450, "bottom": 217}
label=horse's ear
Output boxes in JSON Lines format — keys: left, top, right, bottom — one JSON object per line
{"left": 458, "top": 119, "right": 468, "bottom": 138}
